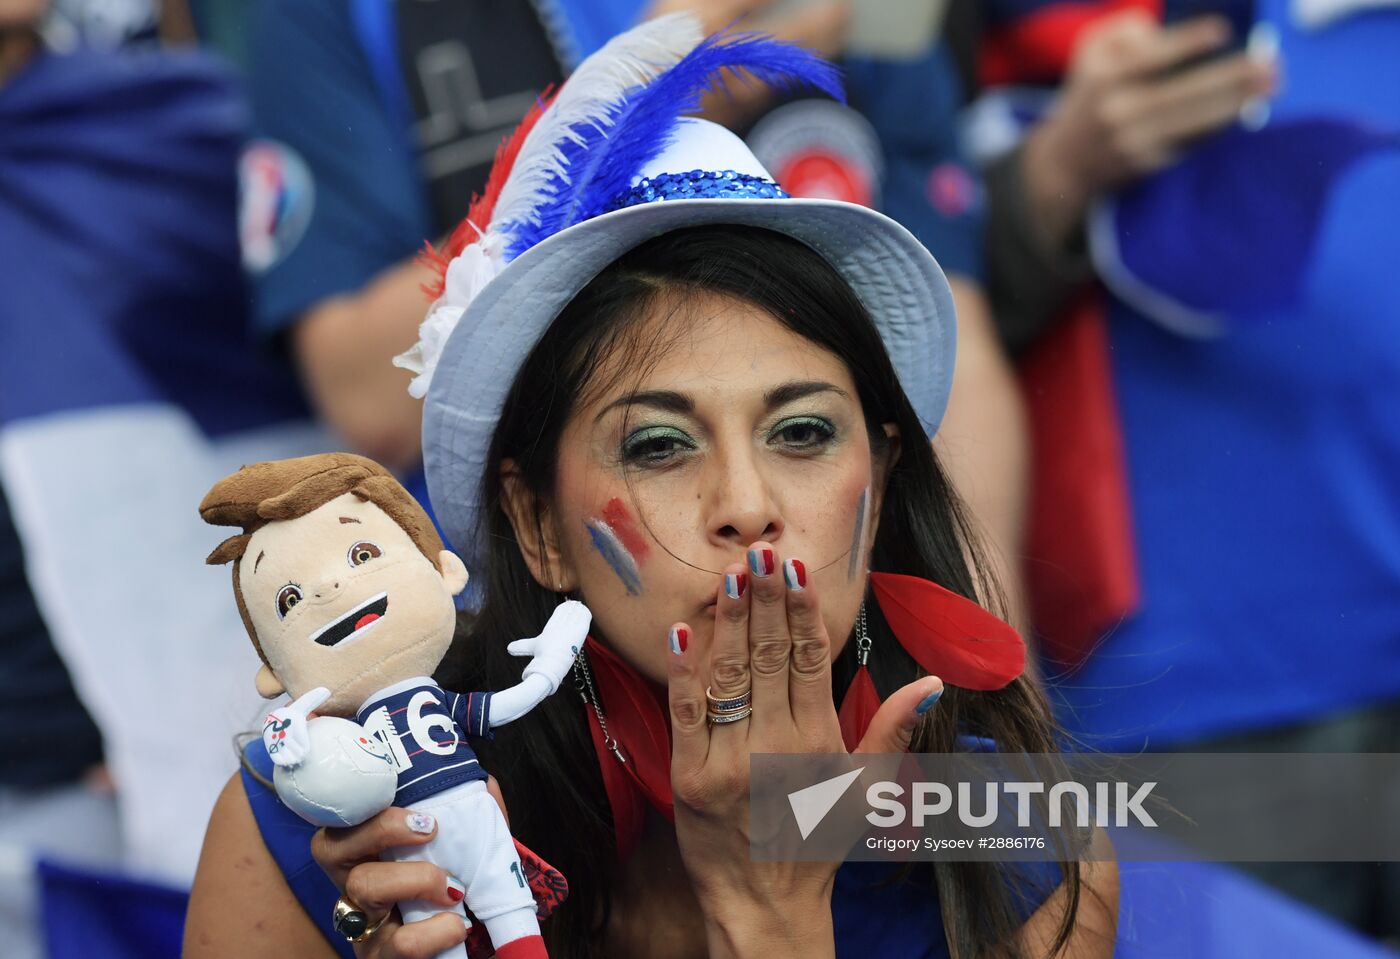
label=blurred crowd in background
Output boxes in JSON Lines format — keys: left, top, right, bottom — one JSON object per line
{"left": 3, "top": 0, "right": 1400, "bottom": 956}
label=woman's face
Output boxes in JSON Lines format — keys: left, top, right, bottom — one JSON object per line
{"left": 506, "top": 290, "right": 899, "bottom": 685}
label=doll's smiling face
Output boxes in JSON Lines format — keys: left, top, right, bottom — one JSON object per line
{"left": 240, "top": 493, "right": 467, "bottom": 714}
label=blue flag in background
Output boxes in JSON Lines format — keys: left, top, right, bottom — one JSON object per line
{"left": 0, "top": 48, "right": 330, "bottom": 884}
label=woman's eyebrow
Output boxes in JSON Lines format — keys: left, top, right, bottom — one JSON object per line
{"left": 595, "top": 390, "right": 692, "bottom": 423}
{"left": 765, "top": 380, "right": 849, "bottom": 408}
{"left": 595, "top": 381, "right": 849, "bottom": 424}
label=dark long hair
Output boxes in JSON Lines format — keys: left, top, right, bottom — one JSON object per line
{"left": 435, "top": 225, "right": 1081, "bottom": 957}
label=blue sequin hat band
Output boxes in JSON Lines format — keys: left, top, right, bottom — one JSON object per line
{"left": 606, "top": 170, "right": 790, "bottom": 213}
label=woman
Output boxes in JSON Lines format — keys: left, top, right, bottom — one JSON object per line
{"left": 186, "top": 16, "right": 1116, "bottom": 959}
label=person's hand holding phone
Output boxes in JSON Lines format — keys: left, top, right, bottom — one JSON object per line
{"left": 1022, "top": 10, "right": 1278, "bottom": 248}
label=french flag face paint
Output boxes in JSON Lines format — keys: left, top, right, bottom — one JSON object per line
{"left": 586, "top": 498, "right": 647, "bottom": 595}
{"left": 847, "top": 486, "right": 870, "bottom": 581}
{"left": 601, "top": 497, "right": 649, "bottom": 559}
{"left": 586, "top": 520, "right": 643, "bottom": 594}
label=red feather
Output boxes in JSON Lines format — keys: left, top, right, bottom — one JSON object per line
{"left": 838, "top": 666, "right": 880, "bottom": 751}
{"left": 870, "top": 571, "right": 1025, "bottom": 690}
{"left": 420, "top": 90, "right": 556, "bottom": 300}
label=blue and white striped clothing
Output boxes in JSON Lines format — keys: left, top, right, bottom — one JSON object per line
{"left": 356, "top": 678, "right": 493, "bottom": 807}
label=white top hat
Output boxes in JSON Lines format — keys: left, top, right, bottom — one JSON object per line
{"left": 400, "top": 16, "right": 957, "bottom": 573}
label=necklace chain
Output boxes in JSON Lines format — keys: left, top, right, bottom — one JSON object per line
{"left": 574, "top": 650, "right": 627, "bottom": 764}
{"left": 856, "top": 603, "right": 872, "bottom": 667}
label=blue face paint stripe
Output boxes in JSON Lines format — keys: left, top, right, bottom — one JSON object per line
{"left": 586, "top": 520, "right": 643, "bottom": 595}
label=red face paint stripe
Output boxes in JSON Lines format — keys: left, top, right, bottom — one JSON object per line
{"left": 601, "top": 497, "right": 649, "bottom": 559}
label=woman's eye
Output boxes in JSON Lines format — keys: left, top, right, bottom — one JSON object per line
{"left": 347, "top": 541, "right": 383, "bottom": 566}
{"left": 772, "top": 416, "right": 836, "bottom": 449}
{"left": 621, "top": 427, "right": 694, "bottom": 464}
{"left": 276, "top": 584, "right": 303, "bottom": 619}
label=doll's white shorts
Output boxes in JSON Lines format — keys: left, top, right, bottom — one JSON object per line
{"left": 384, "top": 778, "right": 537, "bottom": 940}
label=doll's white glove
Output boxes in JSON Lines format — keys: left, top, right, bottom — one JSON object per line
{"left": 262, "top": 686, "right": 331, "bottom": 767}
{"left": 507, "top": 600, "right": 591, "bottom": 694}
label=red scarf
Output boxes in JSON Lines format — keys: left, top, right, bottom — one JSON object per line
{"left": 580, "top": 571, "right": 1026, "bottom": 861}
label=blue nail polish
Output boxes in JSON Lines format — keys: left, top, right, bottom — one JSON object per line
{"left": 914, "top": 688, "right": 943, "bottom": 715}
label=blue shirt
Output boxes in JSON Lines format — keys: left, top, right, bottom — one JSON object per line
{"left": 1045, "top": 3, "right": 1400, "bottom": 748}
{"left": 357, "top": 678, "right": 494, "bottom": 806}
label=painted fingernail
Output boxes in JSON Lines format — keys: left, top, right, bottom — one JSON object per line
{"left": 669, "top": 625, "right": 688, "bottom": 655}
{"left": 724, "top": 571, "right": 747, "bottom": 599}
{"left": 783, "top": 558, "right": 806, "bottom": 591}
{"left": 406, "top": 812, "right": 436, "bottom": 834}
{"left": 915, "top": 688, "right": 944, "bottom": 715}
{"left": 446, "top": 875, "right": 466, "bottom": 902}
{"left": 747, "top": 547, "right": 775, "bottom": 577}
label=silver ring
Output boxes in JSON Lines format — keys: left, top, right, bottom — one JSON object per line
{"left": 707, "top": 706, "right": 753, "bottom": 725}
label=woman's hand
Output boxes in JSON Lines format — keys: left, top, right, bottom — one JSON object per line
{"left": 665, "top": 541, "right": 943, "bottom": 959}
{"left": 308, "top": 779, "right": 509, "bottom": 958}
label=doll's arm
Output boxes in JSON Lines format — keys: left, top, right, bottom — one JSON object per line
{"left": 485, "top": 674, "right": 555, "bottom": 728}
{"left": 505, "top": 600, "right": 591, "bottom": 694}
{"left": 448, "top": 602, "right": 589, "bottom": 735}
{"left": 444, "top": 676, "right": 550, "bottom": 736}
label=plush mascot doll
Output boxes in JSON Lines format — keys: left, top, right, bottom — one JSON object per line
{"left": 200, "top": 452, "right": 585, "bottom": 959}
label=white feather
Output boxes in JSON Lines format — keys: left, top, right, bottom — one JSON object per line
{"left": 394, "top": 240, "right": 505, "bottom": 398}
{"left": 398, "top": 14, "right": 702, "bottom": 401}
{"left": 488, "top": 12, "right": 703, "bottom": 234}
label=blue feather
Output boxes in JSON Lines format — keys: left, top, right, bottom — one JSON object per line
{"left": 505, "top": 32, "right": 843, "bottom": 257}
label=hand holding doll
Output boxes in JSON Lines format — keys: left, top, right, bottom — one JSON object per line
{"left": 201, "top": 453, "right": 586, "bottom": 959}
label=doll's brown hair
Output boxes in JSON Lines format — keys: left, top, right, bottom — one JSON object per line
{"left": 200, "top": 452, "right": 445, "bottom": 662}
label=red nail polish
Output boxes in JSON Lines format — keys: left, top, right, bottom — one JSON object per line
{"left": 447, "top": 876, "right": 466, "bottom": 902}
{"left": 785, "top": 559, "right": 806, "bottom": 590}
{"left": 737, "top": 572, "right": 748, "bottom": 596}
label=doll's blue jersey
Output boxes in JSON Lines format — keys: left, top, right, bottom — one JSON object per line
{"left": 356, "top": 678, "right": 493, "bottom": 806}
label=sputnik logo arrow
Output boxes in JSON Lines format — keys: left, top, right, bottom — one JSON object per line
{"left": 788, "top": 767, "right": 864, "bottom": 840}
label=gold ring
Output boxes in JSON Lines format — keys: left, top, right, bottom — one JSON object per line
{"left": 705, "top": 686, "right": 752, "bottom": 712}
{"left": 332, "top": 895, "right": 389, "bottom": 943}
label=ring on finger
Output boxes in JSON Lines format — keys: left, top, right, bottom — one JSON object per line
{"left": 707, "top": 706, "right": 753, "bottom": 725}
{"left": 332, "top": 894, "right": 390, "bottom": 943}
{"left": 706, "top": 686, "right": 752, "bottom": 713}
